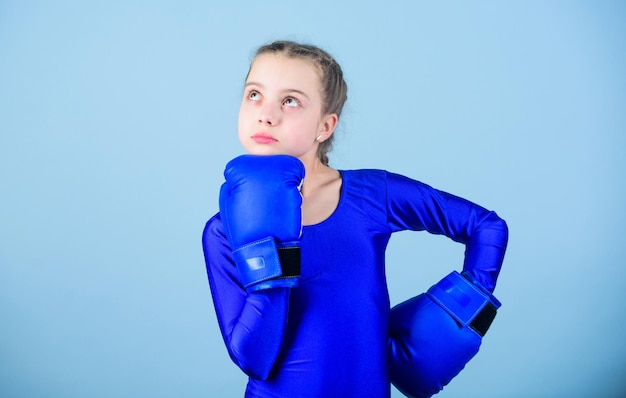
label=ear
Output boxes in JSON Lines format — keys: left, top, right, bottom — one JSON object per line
{"left": 317, "top": 113, "right": 338, "bottom": 142}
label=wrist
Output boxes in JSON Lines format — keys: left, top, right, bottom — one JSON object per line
{"left": 233, "top": 237, "right": 301, "bottom": 291}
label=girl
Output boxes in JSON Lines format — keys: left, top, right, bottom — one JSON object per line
{"left": 202, "top": 41, "right": 508, "bottom": 398}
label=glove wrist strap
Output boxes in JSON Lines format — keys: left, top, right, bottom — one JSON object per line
{"left": 427, "top": 271, "right": 500, "bottom": 337}
{"left": 469, "top": 302, "right": 497, "bottom": 337}
{"left": 277, "top": 246, "right": 301, "bottom": 278}
{"left": 233, "top": 238, "right": 301, "bottom": 290}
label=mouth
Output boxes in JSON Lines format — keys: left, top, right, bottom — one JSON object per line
{"left": 252, "top": 132, "right": 278, "bottom": 144}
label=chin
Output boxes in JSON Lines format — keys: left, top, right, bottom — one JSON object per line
{"left": 243, "top": 146, "right": 283, "bottom": 156}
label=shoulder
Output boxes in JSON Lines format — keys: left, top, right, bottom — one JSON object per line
{"left": 340, "top": 168, "right": 387, "bottom": 187}
{"left": 334, "top": 170, "right": 392, "bottom": 227}
{"left": 202, "top": 213, "right": 228, "bottom": 245}
{"left": 341, "top": 169, "right": 444, "bottom": 213}
{"left": 339, "top": 169, "right": 387, "bottom": 199}
{"left": 202, "top": 213, "right": 236, "bottom": 273}
{"left": 341, "top": 169, "right": 424, "bottom": 192}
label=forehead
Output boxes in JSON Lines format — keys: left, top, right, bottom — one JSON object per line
{"left": 247, "top": 53, "right": 321, "bottom": 90}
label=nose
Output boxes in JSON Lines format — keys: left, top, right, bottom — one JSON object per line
{"left": 258, "top": 102, "right": 280, "bottom": 126}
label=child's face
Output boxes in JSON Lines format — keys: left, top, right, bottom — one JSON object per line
{"left": 238, "top": 53, "right": 330, "bottom": 161}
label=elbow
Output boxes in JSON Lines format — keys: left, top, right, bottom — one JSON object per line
{"left": 484, "top": 211, "right": 509, "bottom": 250}
{"left": 229, "top": 347, "right": 273, "bottom": 380}
{"left": 226, "top": 320, "right": 283, "bottom": 381}
{"left": 497, "top": 214, "right": 509, "bottom": 249}
{"left": 244, "top": 363, "right": 273, "bottom": 381}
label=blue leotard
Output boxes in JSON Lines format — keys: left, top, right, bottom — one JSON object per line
{"left": 202, "top": 169, "right": 507, "bottom": 398}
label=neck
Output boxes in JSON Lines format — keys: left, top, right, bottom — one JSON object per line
{"left": 299, "top": 156, "right": 336, "bottom": 196}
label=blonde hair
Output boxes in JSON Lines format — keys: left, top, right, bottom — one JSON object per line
{"left": 248, "top": 41, "right": 348, "bottom": 166}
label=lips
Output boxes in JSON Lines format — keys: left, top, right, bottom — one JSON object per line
{"left": 252, "top": 132, "right": 277, "bottom": 144}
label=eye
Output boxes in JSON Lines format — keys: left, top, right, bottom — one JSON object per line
{"left": 283, "top": 97, "right": 300, "bottom": 107}
{"left": 247, "top": 90, "right": 261, "bottom": 101}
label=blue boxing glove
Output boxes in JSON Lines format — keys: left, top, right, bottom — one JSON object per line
{"left": 219, "top": 154, "right": 305, "bottom": 292}
{"left": 389, "top": 271, "right": 501, "bottom": 398}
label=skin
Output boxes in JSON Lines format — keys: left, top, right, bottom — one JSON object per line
{"left": 238, "top": 53, "right": 342, "bottom": 225}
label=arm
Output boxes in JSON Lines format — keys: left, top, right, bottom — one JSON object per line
{"left": 201, "top": 154, "right": 305, "bottom": 380}
{"left": 202, "top": 215, "right": 290, "bottom": 380}
{"left": 385, "top": 172, "right": 508, "bottom": 292}
{"left": 386, "top": 172, "right": 508, "bottom": 397}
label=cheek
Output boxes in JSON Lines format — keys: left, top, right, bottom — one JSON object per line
{"left": 237, "top": 102, "right": 248, "bottom": 124}
{"left": 284, "top": 124, "right": 315, "bottom": 148}
{"left": 292, "top": 114, "right": 320, "bottom": 135}
{"left": 238, "top": 104, "right": 253, "bottom": 130}
{"left": 237, "top": 110, "right": 250, "bottom": 147}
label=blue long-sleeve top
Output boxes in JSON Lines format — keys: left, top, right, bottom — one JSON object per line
{"left": 202, "top": 169, "right": 508, "bottom": 398}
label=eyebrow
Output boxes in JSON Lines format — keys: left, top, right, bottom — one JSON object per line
{"left": 245, "top": 81, "right": 310, "bottom": 100}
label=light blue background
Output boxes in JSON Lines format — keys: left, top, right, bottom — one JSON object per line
{"left": 1, "top": 1, "right": 624, "bottom": 397}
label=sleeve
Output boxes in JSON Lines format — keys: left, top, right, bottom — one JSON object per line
{"left": 385, "top": 172, "right": 508, "bottom": 292}
{"left": 201, "top": 214, "right": 291, "bottom": 380}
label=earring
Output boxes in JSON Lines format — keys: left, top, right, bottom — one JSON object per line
{"left": 316, "top": 135, "right": 323, "bottom": 141}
